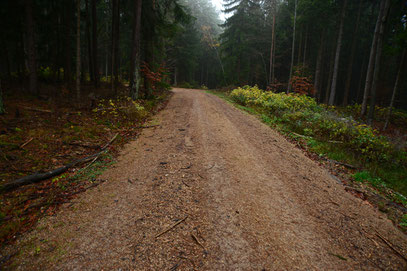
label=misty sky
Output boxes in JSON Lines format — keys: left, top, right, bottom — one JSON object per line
{"left": 211, "top": 0, "right": 226, "bottom": 20}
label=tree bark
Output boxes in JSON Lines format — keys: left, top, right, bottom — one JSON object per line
{"left": 76, "top": 0, "right": 81, "bottom": 100}
{"left": 314, "top": 32, "right": 324, "bottom": 101}
{"left": 297, "top": 27, "right": 302, "bottom": 65}
{"left": 92, "top": 0, "right": 99, "bottom": 88}
{"left": 287, "top": 0, "right": 297, "bottom": 93}
{"left": 0, "top": 80, "right": 4, "bottom": 115}
{"left": 268, "top": 10, "right": 276, "bottom": 85}
{"left": 361, "top": 0, "right": 385, "bottom": 116}
{"left": 130, "top": 0, "right": 142, "bottom": 100}
{"left": 64, "top": 0, "right": 73, "bottom": 83}
{"left": 343, "top": 0, "right": 362, "bottom": 106}
{"left": 85, "top": 0, "right": 94, "bottom": 82}
{"left": 25, "top": 0, "right": 38, "bottom": 95}
{"left": 111, "top": 0, "right": 120, "bottom": 95}
{"left": 328, "top": 0, "right": 348, "bottom": 105}
{"left": 324, "top": 49, "right": 335, "bottom": 104}
{"left": 367, "top": 0, "right": 391, "bottom": 125}
{"left": 383, "top": 49, "right": 405, "bottom": 131}
{"left": 303, "top": 24, "right": 308, "bottom": 65}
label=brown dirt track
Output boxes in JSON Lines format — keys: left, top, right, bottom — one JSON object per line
{"left": 4, "top": 88, "right": 407, "bottom": 270}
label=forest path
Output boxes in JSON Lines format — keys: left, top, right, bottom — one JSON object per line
{"left": 7, "top": 88, "right": 407, "bottom": 270}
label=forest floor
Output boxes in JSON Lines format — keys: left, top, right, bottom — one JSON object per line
{"left": 2, "top": 88, "right": 407, "bottom": 270}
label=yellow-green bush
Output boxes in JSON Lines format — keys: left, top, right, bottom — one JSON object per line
{"left": 230, "top": 86, "right": 401, "bottom": 164}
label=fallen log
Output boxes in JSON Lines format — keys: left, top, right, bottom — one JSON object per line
{"left": 1, "top": 133, "right": 118, "bottom": 192}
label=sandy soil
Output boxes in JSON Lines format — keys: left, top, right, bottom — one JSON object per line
{"left": 4, "top": 88, "right": 407, "bottom": 270}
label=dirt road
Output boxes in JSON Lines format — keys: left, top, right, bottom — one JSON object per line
{"left": 6, "top": 88, "right": 407, "bottom": 270}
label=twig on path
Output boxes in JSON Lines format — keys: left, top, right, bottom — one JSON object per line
{"left": 136, "top": 124, "right": 160, "bottom": 129}
{"left": 155, "top": 216, "right": 188, "bottom": 238}
{"left": 181, "top": 180, "right": 190, "bottom": 187}
{"left": 20, "top": 138, "right": 33, "bottom": 149}
{"left": 191, "top": 232, "right": 205, "bottom": 249}
{"left": 375, "top": 231, "right": 407, "bottom": 262}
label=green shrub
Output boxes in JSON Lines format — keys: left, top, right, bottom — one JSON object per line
{"left": 230, "top": 85, "right": 400, "bottom": 164}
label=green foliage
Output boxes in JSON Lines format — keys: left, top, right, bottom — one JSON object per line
{"left": 353, "top": 171, "right": 386, "bottom": 188}
{"left": 400, "top": 214, "right": 407, "bottom": 227}
{"left": 230, "top": 86, "right": 401, "bottom": 165}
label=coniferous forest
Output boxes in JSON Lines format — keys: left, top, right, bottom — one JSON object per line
{"left": 0, "top": 0, "right": 406, "bottom": 115}
{"left": 2, "top": 0, "right": 407, "bottom": 259}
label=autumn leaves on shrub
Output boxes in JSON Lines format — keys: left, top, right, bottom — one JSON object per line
{"left": 230, "top": 85, "right": 404, "bottom": 167}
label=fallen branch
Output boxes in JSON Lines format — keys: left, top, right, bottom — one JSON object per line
{"left": 325, "top": 158, "right": 357, "bottom": 169}
{"left": 291, "top": 132, "right": 312, "bottom": 139}
{"left": 21, "top": 106, "right": 52, "bottom": 113}
{"left": 2, "top": 134, "right": 118, "bottom": 192}
{"left": 20, "top": 138, "right": 34, "bottom": 149}
{"left": 376, "top": 231, "right": 407, "bottom": 262}
{"left": 155, "top": 216, "right": 188, "bottom": 238}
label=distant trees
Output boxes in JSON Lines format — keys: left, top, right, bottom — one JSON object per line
{"left": 218, "top": 0, "right": 407, "bottom": 124}
{"left": 0, "top": 0, "right": 407, "bottom": 125}
{"left": 24, "top": 0, "right": 38, "bottom": 95}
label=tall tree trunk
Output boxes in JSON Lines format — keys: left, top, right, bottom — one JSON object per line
{"left": 343, "top": 0, "right": 362, "bottom": 106}
{"left": 25, "top": 0, "right": 38, "bottom": 95}
{"left": 64, "top": 0, "right": 73, "bottom": 84}
{"left": 85, "top": 0, "right": 93, "bottom": 82}
{"left": 111, "top": 0, "right": 120, "bottom": 94}
{"left": 0, "top": 80, "right": 4, "bottom": 115}
{"left": 328, "top": 0, "right": 348, "bottom": 105}
{"left": 297, "top": 27, "right": 302, "bottom": 65}
{"left": 303, "top": 24, "right": 308, "bottom": 65}
{"left": 367, "top": 0, "right": 391, "bottom": 125}
{"left": 324, "top": 49, "right": 335, "bottom": 104}
{"left": 287, "top": 0, "right": 297, "bottom": 93}
{"left": 130, "top": 0, "right": 142, "bottom": 100}
{"left": 92, "top": 0, "right": 99, "bottom": 88}
{"left": 356, "top": 53, "right": 368, "bottom": 103}
{"left": 383, "top": 49, "right": 405, "bottom": 131}
{"left": 314, "top": 32, "right": 324, "bottom": 101}
{"left": 361, "top": 0, "right": 385, "bottom": 116}
{"left": 76, "top": 0, "right": 81, "bottom": 100}
{"left": 268, "top": 11, "right": 276, "bottom": 85}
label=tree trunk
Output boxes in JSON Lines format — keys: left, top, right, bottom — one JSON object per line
{"left": 111, "top": 0, "right": 120, "bottom": 95}
{"left": 0, "top": 80, "right": 4, "bottom": 115}
{"left": 130, "top": 0, "right": 142, "bottom": 100}
{"left": 343, "top": 0, "right": 362, "bottom": 106}
{"left": 361, "top": 0, "right": 385, "bottom": 116}
{"left": 303, "top": 24, "right": 308, "bottom": 65}
{"left": 324, "top": 49, "right": 335, "bottom": 104}
{"left": 328, "top": 0, "right": 348, "bottom": 106}
{"left": 85, "top": 0, "right": 93, "bottom": 82}
{"left": 367, "top": 0, "right": 391, "bottom": 125}
{"left": 76, "top": 0, "right": 81, "bottom": 100}
{"left": 92, "top": 0, "right": 99, "bottom": 88}
{"left": 297, "top": 27, "right": 302, "bottom": 65}
{"left": 268, "top": 12, "right": 276, "bottom": 85}
{"left": 111, "top": 0, "right": 119, "bottom": 95}
{"left": 314, "top": 32, "right": 324, "bottom": 101}
{"left": 383, "top": 49, "right": 405, "bottom": 131}
{"left": 287, "top": 0, "right": 297, "bottom": 93}
{"left": 64, "top": 0, "right": 73, "bottom": 84}
{"left": 25, "top": 0, "right": 38, "bottom": 95}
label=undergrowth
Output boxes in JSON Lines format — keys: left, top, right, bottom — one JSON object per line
{"left": 0, "top": 91, "right": 169, "bottom": 245}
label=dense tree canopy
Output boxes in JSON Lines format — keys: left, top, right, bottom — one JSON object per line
{"left": 0, "top": 0, "right": 406, "bottom": 121}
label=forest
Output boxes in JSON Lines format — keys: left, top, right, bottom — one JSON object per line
{"left": 0, "top": 0, "right": 406, "bottom": 124}
{"left": 1, "top": 0, "right": 407, "bottom": 257}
